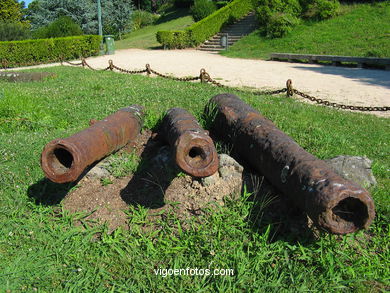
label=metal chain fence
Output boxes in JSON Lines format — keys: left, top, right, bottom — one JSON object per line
{"left": 39, "top": 58, "right": 390, "bottom": 112}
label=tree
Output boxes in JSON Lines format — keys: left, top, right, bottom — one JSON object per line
{"left": 102, "top": 0, "right": 134, "bottom": 39}
{"left": 27, "top": 0, "right": 134, "bottom": 38}
{"left": 0, "top": 0, "right": 23, "bottom": 23}
{"left": 27, "top": 0, "right": 97, "bottom": 34}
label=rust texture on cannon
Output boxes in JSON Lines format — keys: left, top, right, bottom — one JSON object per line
{"left": 206, "top": 93, "right": 375, "bottom": 234}
{"left": 41, "top": 105, "right": 144, "bottom": 183}
{"left": 159, "top": 108, "right": 218, "bottom": 177}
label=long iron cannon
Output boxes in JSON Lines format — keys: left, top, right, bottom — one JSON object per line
{"left": 159, "top": 107, "right": 218, "bottom": 177}
{"left": 41, "top": 105, "right": 144, "bottom": 183}
{"left": 206, "top": 93, "right": 375, "bottom": 234}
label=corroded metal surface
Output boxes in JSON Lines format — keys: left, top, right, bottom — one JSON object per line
{"left": 207, "top": 93, "right": 375, "bottom": 234}
{"left": 0, "top": 71, "right": 55, "bottom": 82}
{"left": 41, "top": 105, "right": 144, "bottom": 183}
{"left": 159, "top": 108, "right": 218, "bottom": 177}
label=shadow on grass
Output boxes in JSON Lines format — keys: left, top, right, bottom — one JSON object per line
{"left": 155, "top": 8, "right": 191, "bottom": 25}
{"left": 120, "top": 134, "right": 178, "bottom": 209}
{"left": 27, "top": 160, "right": 104, "bottom": 206}
{"left": 27, "top": 178, "right": 76, "bottom": 206}
{"left": 241, "top": 171, "right": 317, "bottom": 245}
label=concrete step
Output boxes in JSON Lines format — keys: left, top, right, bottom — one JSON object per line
{"left": 200, "top": 45, "right": 226, "bottom": 49}
{"left": 204, "top": 41, "right": 235, "bottom": 46}
{"left": 215, "top": 34, "right": 244, "bottom": 38}
{"left": 198, "top": 11, "right": 257, "bottom": 52}
{"left": 199, "top": 48, "right": 224, "bottom": 52}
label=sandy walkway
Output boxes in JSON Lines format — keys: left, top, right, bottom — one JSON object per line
{"left": 11, "top": 48, "right": 390, "bottom": 117}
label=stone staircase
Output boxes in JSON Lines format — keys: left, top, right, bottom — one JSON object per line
{"left": 198, "top": 12, "right": 257, "bottom": 52}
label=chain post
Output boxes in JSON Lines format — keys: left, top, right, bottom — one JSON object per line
{"left": 200, "top": 69, "right": 207, "bottom": 83}
{"left": 81, "top": 58, "right": 86, "bottom": 68}
{"left": 146, "top": 64, "right": 151, "bottom": 76}
{"left": 286, "top": 79, "right": 293, "bottom": 97}
{"left": 108, "top": 60, "right": 114, "bottom": 71}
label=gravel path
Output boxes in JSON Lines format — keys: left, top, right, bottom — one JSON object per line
{"left": 12, "top": 48, "right": 390, "bottom": 117}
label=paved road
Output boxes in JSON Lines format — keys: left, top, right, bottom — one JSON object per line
{"left": 12, "top": 48, "right": 390, "bottom": 117}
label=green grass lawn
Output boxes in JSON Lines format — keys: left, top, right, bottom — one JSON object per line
{"left": 116, "top": 9, "right": 194, "bottom": 50}
{"left": 0, "top": 67, "right": 389, "bottom": 291}
{"left": 222, "top": 3, "right": 390, "bottom": 59}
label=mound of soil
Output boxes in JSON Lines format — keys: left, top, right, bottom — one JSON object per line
{"left": 62, "top": 131, "right": 246, "bottom": 232}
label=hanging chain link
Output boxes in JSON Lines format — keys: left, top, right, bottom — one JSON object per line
{"left": 293, "top": 89, "right": 389, "bottom": 111}
{"left": 62, "top": 58, "right": 389, "bottom": 112}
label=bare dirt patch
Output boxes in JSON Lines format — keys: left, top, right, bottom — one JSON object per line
{"left": 62, "top": 131, "right": 245, "bottom": 232}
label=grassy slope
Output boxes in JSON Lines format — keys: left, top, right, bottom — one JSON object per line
{"left": 0, "top": 67, "right": 389, "bottom": 291}
{"left": 222, "top": 3, "right": 390, "bottom": 59}
{"left": 116, "top": 9, "right": 194, "bottom": 50}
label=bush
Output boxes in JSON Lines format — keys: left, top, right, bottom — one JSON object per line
{"left": 156, "top": 30, "right": 190, "bottom": 48}
{"left": 255, "top": 0, "right": 302, "bottom": 25}
{"left": 32, "top": 16, "right": 83, "bottom": 39}
{"left": 174, "top": 0, "right": 194, "bottom": 8}
{"left": 303, "top": 0, "right": 340, "bottom": 20}
{"left": 0, "top": 35, "right": 101, "bottom": 68}
{"left": 131, "top": 10, "right": 160, "bottom": 31}
{"left": 0, "top": 23, "right": 31, "bottom": 41}
{"left": 266, "top": 12, "right": 300, "bottom": 38}
{"left": 191, "top": 0, "right": 218, "bottom": 21}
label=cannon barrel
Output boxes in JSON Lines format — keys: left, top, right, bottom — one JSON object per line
{"left": 41, "top": 105, "right": 144, "bottom": 183}
{"left": 206, "top": 93, "right": 375, "bottom": 234}
{"left": 159, "top": 108, "right": 218, "bottom": 177}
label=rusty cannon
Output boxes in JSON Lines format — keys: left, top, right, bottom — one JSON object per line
{"left": 206, "top": 93, "right": 375, "bottom": 234}
{"left": 41, "top": 105, "right": 144, "bottom": 183}
{"left": 159, "top": 108, "right": 218, "bottom": 178}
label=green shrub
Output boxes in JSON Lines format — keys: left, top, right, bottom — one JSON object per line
{"left": 0, "top": 22, "right": 31, "bottom": 41}
{"left": 266, "top": 12, "right": 299, "bottom": 37}
{"left": 255, "top": 0, "right": 302, "bottom": 24}
{"left": 191, "top": 0, "right": 218, "bottom": 21}
{"left": 32, "top": 16, "right": 83, "bottom": 39}
{"left": 304, "top": 0, "right": 340, "bottom": 20}
{"left": 254, "top": 0, "right": 305, "bottom": 38}
{"left": 156, "top": 30, "right": 190, "bottom": 48}
{"left": 0, "top": 35, "right": 101, "bottom": 68}
{"left": 131, "top": 10, "right": 160, "bottom": 31}
{"left": 156, "top": 2, "right": 171, "bottom": 14}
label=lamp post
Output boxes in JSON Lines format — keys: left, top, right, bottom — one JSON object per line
{"left": 97, "top": 0, "right": 104, "bottom": 55}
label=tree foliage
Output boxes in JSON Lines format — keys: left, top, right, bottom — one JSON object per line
{"left": 0, "top": 22, "right": 30, "bottom": 41}
{"left": 27, "top": 0, "right": 134, "bottom": 38}
{"left": 102, "top": 0, "right": 134, "bottom": 38}
{"left": 0, "top": 0, "right": 24, "bottom": 23}
{"left": 32, "top": 16, "right": 83, "bottom": 39}
{"left": 27, "top": 0, "right": 97, "bottom": 34}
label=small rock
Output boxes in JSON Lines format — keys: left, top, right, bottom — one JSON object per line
{"left": 219, "top": 166, "right": 242, "bottom": 179}
{"left": 219, "top": 154, "right": 244, "bottom": 172}
{"left": 201, "top": 171, "right": 220, "bottom": 187}
{"left": 87, "top": 166, "right": 110, "bottom": 179}
{"left": 218, "top": 154, "right": 244, "bottom": 180}
{"left": 325, "top": 155, "right": 377, "bottom": 188}
{"left": 191, "top": 180, "right": 202, "bottom": 189}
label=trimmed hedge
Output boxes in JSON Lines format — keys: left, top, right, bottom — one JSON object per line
{"left": 156, "top": 0, "right": 253, "bottom": 48}
{"left": 156, "top": 31, "right": 190, "bottom": 49}
{"left": 0, "top": 35, "right": 102, "bottom": 68}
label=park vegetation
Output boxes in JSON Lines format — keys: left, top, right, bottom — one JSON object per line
{"left": 0, "top": 66, "right": 388, "bottom": 291}
{"left": 222, "top": 2, "right": 390, "bottom": 59}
